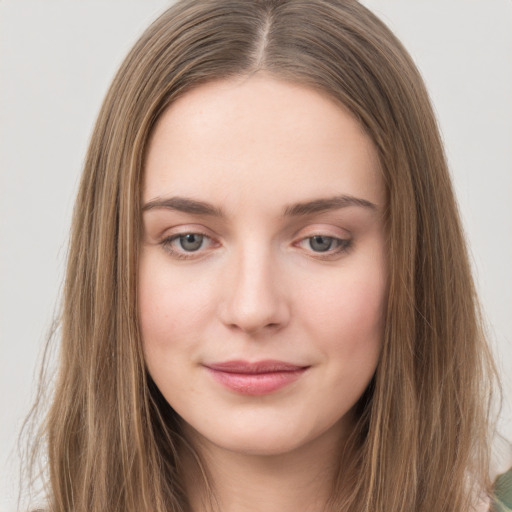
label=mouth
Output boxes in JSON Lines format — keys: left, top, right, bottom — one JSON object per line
{"left": 203, "top": 360, "right": 309, "bottom": 395}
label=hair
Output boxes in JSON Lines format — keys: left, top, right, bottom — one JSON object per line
{"left": 23, "top": 0, "right": 499, "bottom": 511}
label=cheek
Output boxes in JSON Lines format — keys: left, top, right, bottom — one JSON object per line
{"left": 138, "top": 252, "right": 211, "bottom": 357}
{"left": 138, "top": 252, "right": 214, "bottom": 407}
{"left": 298, "top": 259, "right": 387, "bottom": 360}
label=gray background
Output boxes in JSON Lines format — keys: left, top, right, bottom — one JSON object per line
{"left": 1, "top": 1, "right": 511, "bottom": 510}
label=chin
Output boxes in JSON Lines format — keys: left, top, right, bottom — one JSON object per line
{"left": 181, "top": 411, "right": 350, "bottom": 459}
{"left": 222, "top": 433, "right": 307, "bottom": 457}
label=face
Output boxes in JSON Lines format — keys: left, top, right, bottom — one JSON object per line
{"left": 139, "top": 74, "right": 387, "bottom": 457}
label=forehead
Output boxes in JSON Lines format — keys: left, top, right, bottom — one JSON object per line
{"left": 143, "top": 74, "right": 384, "bottom": 211}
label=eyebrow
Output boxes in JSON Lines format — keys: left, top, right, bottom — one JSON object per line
{"left": 142, "top": 194, "right": 377, "bottom": 217}
{"left": 283, "top": 195, "right": 377, "bottom": 216}
{"left": 142, "top": 196, "right": 224, "bottom": 216}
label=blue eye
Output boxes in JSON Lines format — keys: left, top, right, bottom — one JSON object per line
{"left": 296, "top": 235, "right": 352, "bottom": 258}
{"left": 309, "top": 235, "right": 335, "bottom": 252}
{"left": 161, "top": 232, "right": 214, "bottom": 259}
{"left": 177, "top": 233, "right": 204, "bottom": 252}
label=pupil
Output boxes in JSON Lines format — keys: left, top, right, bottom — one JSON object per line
{"left": 180, "top": 234, "right": 203, "bottom": 251}
{"left": 310, "top": 236, "right": 333, "bottom": 252}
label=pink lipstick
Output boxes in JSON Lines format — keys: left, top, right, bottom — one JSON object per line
{"left": 204, "top": 360, "right": 308, "bottom": 395}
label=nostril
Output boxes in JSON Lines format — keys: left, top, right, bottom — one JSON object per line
{"left": 227, "top": 320, "right": 282, "bottom": 334}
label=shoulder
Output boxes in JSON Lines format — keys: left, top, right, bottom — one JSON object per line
{"left": 490, "top": 435, "right": 512, "bottom": 511}
{"left": 493, "top": 467, "right": 512, "bottom": 512}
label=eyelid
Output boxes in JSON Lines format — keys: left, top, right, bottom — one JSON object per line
{"left": 156, "top": 222, "right": 217, "bottom": 239}
{"left": 291, "top": 223, "right": 351, "bottom": 241}
{"left": 294, "top": 235, "right": 351, "bottom": 253}
{"left": 159, "top": 225, "right": 221, "bottom": 260}
{"left": 291, "top": 224, "right": 353, "bottom": 259}
{"left": 157, "top": 223, "right": 352, "bottom": 260}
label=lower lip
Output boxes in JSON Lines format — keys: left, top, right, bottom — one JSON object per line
{"left": 206, "top": 368, "right": 307, "bottom": 395}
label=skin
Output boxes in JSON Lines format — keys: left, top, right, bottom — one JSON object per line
{"left": 139, "top": 74, "right": 388, "bottom": 512}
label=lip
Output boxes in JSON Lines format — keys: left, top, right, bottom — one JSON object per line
{"left": 204, "top": 360, "right": 309, "bottom": 396}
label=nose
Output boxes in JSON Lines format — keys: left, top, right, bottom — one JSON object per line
{"left": 218, "top": 245, "right": 290, "bottom": 335}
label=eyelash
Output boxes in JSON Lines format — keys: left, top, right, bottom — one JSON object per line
{"left": 160, "top": 232, "right": 352, "bottom": 260}
{"left": 295, "top": 235, "right": 352, "bottom": 260}
{"left": 161, "top": 232, "right": 216, "bottom": 260}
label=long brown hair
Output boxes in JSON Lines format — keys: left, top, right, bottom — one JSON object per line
{"left": 25, "top": 0, "right": 499, "bottom": 510}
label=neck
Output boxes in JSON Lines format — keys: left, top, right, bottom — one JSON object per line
{"left": 181, "top": 422, "right": 351, "bottom": 512}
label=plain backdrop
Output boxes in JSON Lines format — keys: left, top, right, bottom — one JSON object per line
{"left": 1, "top": 1, "right": 511, "bottom": 510}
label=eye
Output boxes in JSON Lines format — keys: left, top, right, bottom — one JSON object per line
{"left": 161, "top": 232, "right": 217, "bottom": 259}
{"left": 176, "top": 233, "right": 205, "bottom": 252}
{"left": 308, "top": 235, "right": 336, "bottom": 252}
{"left": 296, "top": 235, "right": 352, "bottom": 258}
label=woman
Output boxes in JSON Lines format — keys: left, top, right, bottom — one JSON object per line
{"left": 24, "top": 0, "right": 509, "bottom": 511}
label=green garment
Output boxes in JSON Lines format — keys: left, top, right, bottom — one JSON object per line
{"left": 493, "top": 468, "right": 512, "bottom": 512}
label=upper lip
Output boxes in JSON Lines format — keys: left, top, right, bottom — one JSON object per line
{"left": 204, "top": 360, "right": 308, "bottom": 374}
